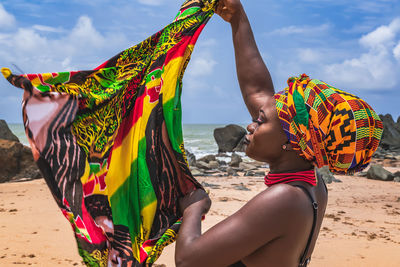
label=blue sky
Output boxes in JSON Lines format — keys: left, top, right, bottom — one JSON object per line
{"left": 0, "top": 0, "right": 399, "bottom": 124}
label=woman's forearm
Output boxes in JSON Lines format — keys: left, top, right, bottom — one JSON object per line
{"left": 175, "top": 207, "right": 203, "bottom": 267}
{"left": 230, "top": 5, "right": 274, "bottom": 117}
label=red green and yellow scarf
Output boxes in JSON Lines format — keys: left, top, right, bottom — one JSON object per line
{"left": 2, "top": 0, "right": 217, "bottom": 265}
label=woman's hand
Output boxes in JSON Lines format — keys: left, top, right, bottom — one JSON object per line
{"left": 179, "top": 189, "right": 211, "bottom": 216}
{"left": 215, "top": 0, "right": 243, "bottom": 24}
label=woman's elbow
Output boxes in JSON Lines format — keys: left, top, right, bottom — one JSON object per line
{"left": 175, "top": 251, "right": 196, "bottom": 267}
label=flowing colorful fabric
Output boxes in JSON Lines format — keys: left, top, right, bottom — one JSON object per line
{"left": 274, "top": 74, "right": 383, "bottom": 174}
{"left": 1, "top": 1, "right": 217, "bottom": 266}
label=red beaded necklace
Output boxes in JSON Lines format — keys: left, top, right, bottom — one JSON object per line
{"left": 264, "top": 169, "right": 317, "bottom": 187}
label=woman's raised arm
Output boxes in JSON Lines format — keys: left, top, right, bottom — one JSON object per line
{"left": 216, "top": 0, "right": 274, "bottom": 118}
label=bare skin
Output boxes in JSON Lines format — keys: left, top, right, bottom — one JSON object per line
{"left": 175, "top": 1, "right": 328, "bottom": 266}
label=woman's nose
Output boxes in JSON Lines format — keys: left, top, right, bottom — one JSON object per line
{"left": 247, "top": 122, "right": 257, "bottom": 133}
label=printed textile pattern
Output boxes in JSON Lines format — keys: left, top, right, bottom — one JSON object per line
{"left": 274, "top": 74, "right": 383, "bottom": 174}
{"left": 1, "top": 0, "right": 218, "bottom": 266}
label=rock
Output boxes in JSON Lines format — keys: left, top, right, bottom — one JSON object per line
{"left": 226, "top": 167, "right": 237, "bottom": 176}
{"left": 233, "top": 183, "right": 250, "bottom": 191}
{"left": 190, "top": 168, "right": 204, "bottom": 176}
{"left": 379, "top": 114, "right": 400, "bottom": 152}
{"left": 254, "top": 171, "right": 266, "bottom": 177}
{"left": 198, "top": 154, "right": 217, "bottom": 163}
{"left": 196, "top": 161, "right": 211, "bottom": 170}
{"left": 229, "top": 153, "right": 242, "bottom": 167}
{"left": 245, "top": 170, "right": 254, "bottom": 176}
{"left": 366, "top": 164, "right": 394, "bottom": 181}
{"left": 201, "top": 181, "right": 221, "bottom": 189}
{"left": 239, "top": 162, "right": 256, "bottom": 171}
{"left": 233, "top": 136, "right": 247, "bottom": 153}
{"left": 217, "top": 160, "right": 227, "bottom": 166}
{"left": 0, "top": 139, "right": 23, "bottom": 182}
{"left": 185, "top": 149, "right": 196, "bottom": 167}
{"left": 0, "top": 140, "right": 41, "bottom": 183}
{"left": 214, "top": 124, "right": 247, "bottom": 153}
{"left": 393, "top": 172, "right": 400, "bottom": 183}
{"left": 208, "top": 161, "right": 220, "bottom": 170}
{"left": 0, "top": 120, "right": 19, "bottom": 142}
{"left": 355, "top": 171, "right": 368, "bottom": 177}
{"left": 317, "top": 166, "right": 341, "bottom": 184}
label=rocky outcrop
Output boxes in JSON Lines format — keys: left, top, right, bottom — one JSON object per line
{"left": 229, "top": 153, "right": 242, "bottom": 167}
{"left": 185, "top": 149, "right": 196, "bottom": 167}
{"left": 378, "top": 114, "right": 400, "bottom": 152}
{"left": 317, "top": 166, "right": 342, "bottom": 184}
{"left": 0, "top": 121, "right": 41, "bottom": 183}
{"left": 0, "top": 139, "right": 41, "bottom": 183}
{"left": 0, "top": 120, "right": 19, "bottom": 142}
{"left": 366, "top": 164, "right": 394, "bottom": 181}
{"left": 214, "top": 124, "right": 247, "bottom": 153}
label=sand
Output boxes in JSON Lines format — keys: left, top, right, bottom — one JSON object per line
{"left": 1, "top": 169, "right": 400, "bottom": 267}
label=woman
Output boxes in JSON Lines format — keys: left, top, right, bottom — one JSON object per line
{"left": 175, "top": 0, "right": 382, "bottom": 266}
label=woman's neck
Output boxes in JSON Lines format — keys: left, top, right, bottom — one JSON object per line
{"left": 269, "top": 150, "right": 314, "bottom": 174}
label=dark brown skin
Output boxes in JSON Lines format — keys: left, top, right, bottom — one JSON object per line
{"left": 175, "top": 1, "right": 328, "bottom": 266}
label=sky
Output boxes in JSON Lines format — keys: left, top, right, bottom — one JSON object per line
{"left": 0, "top": 0, "right": 400, "bottom": 124}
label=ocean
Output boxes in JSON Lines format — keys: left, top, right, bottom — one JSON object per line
{"left": 8, "top": 123, "right": 248, "bottom": 160}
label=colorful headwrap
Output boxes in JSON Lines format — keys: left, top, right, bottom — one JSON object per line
{"left": 274, "top": 74, "right": 383, "bottom": 174}
{"left": 1, "top": 0, "right": 217, "bottom": 266}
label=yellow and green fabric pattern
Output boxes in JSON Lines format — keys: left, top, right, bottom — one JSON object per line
{"left": 1, "top": 0, "right": 218, "bottom": 266}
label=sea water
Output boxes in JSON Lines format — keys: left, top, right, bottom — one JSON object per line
{"left": 8, "top": 123, "right": 248, "bottom": 160}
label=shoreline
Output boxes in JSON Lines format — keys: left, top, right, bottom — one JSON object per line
{"left": 1, "top": 171, "right": 400, "bottom": 266}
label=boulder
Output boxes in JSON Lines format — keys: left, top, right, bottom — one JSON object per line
{"left": 208, "top": 161, "right": 220, "bottom": 170}
{"left": 226, "top": 167, "right": 237, "bottom": 176}
{"left": 198, "top": 154, "right": 217, "bottom": 163}
{"left": 393, "top": 171, "right": 400, "bottom": 183}
{"left": 214, "top": 124, "right": 247, "bottom": 153}
{"left": 190, "top": 168, "right": 204, "bottom": 177}
{"left": 185, "top": 149, "right": 196, "bottom": 167}
{"left": 233, "top": 136, "right": 247, "bottom": 153}
{"left": 0, "top": 120, "right": 19, "bottom": 142}
{"left": 233, "top": 183, "right": 250, "bottom": 191}
{"left": 366, "top": 164, "right": 394, "bottom": 181}
{"left": 379, "top": 114, "right": 400, "bottom": 152}
{"left": 254, "top": 171, "right": 266, "bottom": 177}
{"left": 229, "top": 153, "right": 242, "bottom": 167}
{"left": 245, "top": 170, "right": 255, "bottom": 176}
{"left": 317, "top": 166, "right": 341, "bottom": 184}
{"left": 196, "top": 161, "right": 211, "bottom": 170}
{"left": 0, "top": 139, "right": 41, "bottom": 183}
{"left": 0, "top": 139, "right": 23, "bottom": 182}
{"left": 239, "top": 162, "right": 256, "bottom": 171}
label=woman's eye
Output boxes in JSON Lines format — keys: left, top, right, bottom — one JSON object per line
{"left": 252, "top": 118, "right": 263, "bottom": 125}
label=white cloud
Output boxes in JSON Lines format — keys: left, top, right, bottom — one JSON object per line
{"left": 359, "top": 18, "right": 400, "bottom": 49}
{"left": 394, "top": 41, "right": 400, "bottom": 61}
{"left": 137, "top": 0, "right": 167, "bottom": 6}
{"left": 268, "top": 24, "right": 330, "bottom": 36}
{"left": 322, "top": 17, "right": 400, "bottom": 90}
{"left": 184, "top": 39, "right": 218, "bottom": 96}
{"left": 32, "top": 25, "right": 64, "bottom": 33}
{"left": 0, "top": 15, "right": 129, "bottom": 73}
{"left": 297, "top": 48, "right": 323, "bottom": 63}
{"left": 0, "top": 4, "right": 16, "bottom": 28}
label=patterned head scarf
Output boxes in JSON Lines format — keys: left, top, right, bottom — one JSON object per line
{"left": 274, "top": 74, "right": 383, "bottom": 174}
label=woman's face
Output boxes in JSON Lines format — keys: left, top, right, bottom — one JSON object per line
{"left": 244, "top": 98, "right": 288, "bottom": 163}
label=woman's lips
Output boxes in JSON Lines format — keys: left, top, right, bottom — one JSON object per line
{"left": 243, "top": 136, "right": 250, "bottom": 145}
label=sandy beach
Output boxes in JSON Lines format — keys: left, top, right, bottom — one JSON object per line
{"left": 1, "top": 169, "right": 400, "bottom": 267}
